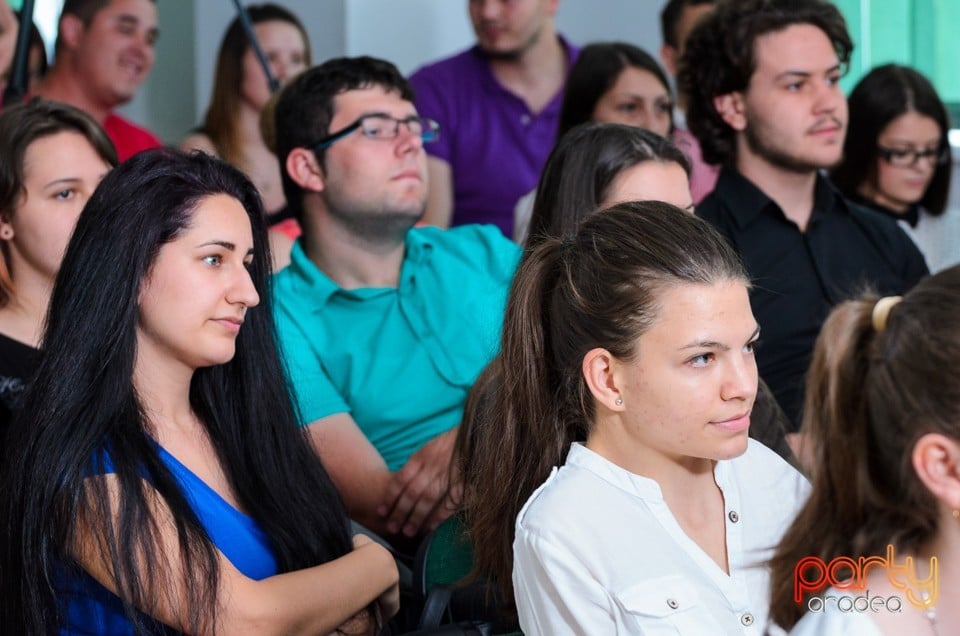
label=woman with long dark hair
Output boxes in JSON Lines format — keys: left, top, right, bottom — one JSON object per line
{"left": 0, "top": 98, "right": 116, "bottom": 433}
{"left": 831, "top": 64, "right": 956, "bottom": 272}
{"left": 464, "top": 202, "right": 807, "bottom": 633}
{"left": 769, "top": 268, "right": 960, "bottom": 634}
{"left": 512, "top": 42, "right": 692, "bottom": 243}
{"left": 0, "top": 149, "right": 398, "bottom": 634}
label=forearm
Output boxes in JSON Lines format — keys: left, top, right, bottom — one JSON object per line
{"left": 224, "top": 543, "right": 398, "bottom": 635}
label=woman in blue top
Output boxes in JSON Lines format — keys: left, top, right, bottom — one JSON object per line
{"left": 0, "top": 149, "right": 399, "bottom": 634}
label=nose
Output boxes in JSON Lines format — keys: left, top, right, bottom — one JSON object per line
{"left": 230, "top": 267, "right": 261, "bottom": 309}
{"left": 813, "top": 79, "right": 842, "bottom": 114}
{"left": 395, "top": 123, "right": 425, "bottom": 155}
{"left": 475, "top": 0, "right": 500, "bottom": 21}
{"left": 721, "top": 354, "right": 757, "bottom": 403}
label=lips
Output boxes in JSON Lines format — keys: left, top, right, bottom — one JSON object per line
{"left": 807, "top": 117, "right": 843, "bottom": 137}
{"left": 212, "top": 317, "right": 244, "bottom": 334}
{"left": 711, "top": 411, "right": 751, "bottom": 433}
{"left": 392, "top": 170, "right": 423, "bottom": 182}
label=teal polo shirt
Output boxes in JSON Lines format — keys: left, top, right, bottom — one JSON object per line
{"left": 273, "top": 224, "right": 520, "bottom": 472}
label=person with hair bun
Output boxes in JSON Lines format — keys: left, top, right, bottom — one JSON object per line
{"left": 464, "top": 201, "right": 808, "bottom": 633}
{"left": 769, "top": 267, "right": 960, "bottom": 634}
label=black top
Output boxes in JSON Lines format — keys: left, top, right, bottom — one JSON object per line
{"left": 697, "top": 169, "right": 929, "bottom": 429}
{"left": 0, "top": 331, "right": 40, "bottom": 432}
{"left": 847, "top": 192, "right": 920, "bottom": 228}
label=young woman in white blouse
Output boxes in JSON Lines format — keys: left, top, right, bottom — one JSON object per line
{"left": 461, "top": 202, "right": 808, "bottom": 634}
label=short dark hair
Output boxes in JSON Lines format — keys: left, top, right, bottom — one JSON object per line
{"left": 557, "top": 42, "right": 673, "bottom": 141}
{"left": 274, "top": 56, "right": 415, "bottom": 224}
{"left": 660, "top": 0, "right": 716, "bottom": 49}
{"left": 56, "top": 0, "right": 157, "bottom": 51}
{"left": 832, "top": 64, "right": 952, "bottom": 216}
{"left": 528, "top": 122, "right": 690, "bottom": 247}
{"left": 678, "top": 0, "right": 853, "bottom": 167}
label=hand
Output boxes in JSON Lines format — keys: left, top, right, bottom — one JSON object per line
{"left": 331, "top": 609, "right": 374, "bottom": 636}
{"left": 378, "top": 426, "right": 459, "bottom": 537}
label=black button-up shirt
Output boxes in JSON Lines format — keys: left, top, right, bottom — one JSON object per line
{"left": 697, "top": 169, "right": 929, "bottom": 429}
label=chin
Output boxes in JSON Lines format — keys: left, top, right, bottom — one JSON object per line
{"left": 714, "top": 435, "right": 750, "bottom": 460}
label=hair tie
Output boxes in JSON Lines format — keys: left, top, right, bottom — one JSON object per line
{"left": 872, "top": 296, "right": 902, "bottom": 333}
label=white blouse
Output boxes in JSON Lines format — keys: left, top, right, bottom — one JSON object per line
{"left": 513, "top": 440, "right": 809, "bottom": 635}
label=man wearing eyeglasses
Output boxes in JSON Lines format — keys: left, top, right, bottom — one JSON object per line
{"left": 271, "top": 56, "right": 520, "bottom": 548}
{"left": 678, "top": 0, "right": 928, "bottom": 431}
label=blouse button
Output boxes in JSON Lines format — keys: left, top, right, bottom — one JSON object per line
{"left": 728, "top": 510, "right": 740, "bottom": 523}
{"left": 666, "top": 598, "right": 679, "bottom": 609}
{"left": 741, "top": 612, "right": 754, "bottom": 626}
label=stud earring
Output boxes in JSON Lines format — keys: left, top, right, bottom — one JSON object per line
{"left": 615, "top": 397, "right": 623, "bottom": 406}
{"left": 0, "top": 227, "right": 11, "bottom": 239}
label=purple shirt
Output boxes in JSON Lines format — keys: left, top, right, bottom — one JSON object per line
{"left": 410, "top": 37, "right": 579, "bottom": 237}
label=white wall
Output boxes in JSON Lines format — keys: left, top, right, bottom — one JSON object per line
{"left": 116, "top": 0, "right": 670, "bottom": 143}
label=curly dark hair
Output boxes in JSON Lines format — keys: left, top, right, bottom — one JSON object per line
{"left": 678, "top": 0, "right": 852, "bottom": 167}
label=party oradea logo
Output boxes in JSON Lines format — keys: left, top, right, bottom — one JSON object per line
{"left": 794, "top": 545, "right": 938, "bottom": 614}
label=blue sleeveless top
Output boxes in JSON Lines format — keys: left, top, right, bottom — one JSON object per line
{"left": 60, "top": 446, "right": 278, "bottom": 634}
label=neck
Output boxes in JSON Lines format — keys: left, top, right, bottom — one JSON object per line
{"left": 236, "top": 101, "right": 270, "bottom": 151}
{"left": 302, "top": 207, "right": 406, "bottom": 289}
{"left": 36, "top": 65, "right": 113, "bottom": 123}
{"left": 586, "top": 413, "right": 719, "bottom": 508}
{"left": 736, "top": 151, "right": 818, "bottom": 231}
{"left": 0, "top": 270, "right": 53, "bottom": 347}
{"left": 487, "top": 29, "right": 566, "bottom": 112}
{"left": 133, "top": 340, "right": 195, "bottom": 436}
{"left": 920, "top": 520, "right": 960, "bottom": 630}
{"left": 857, "top": 182, "right": 910, "bottom": 214}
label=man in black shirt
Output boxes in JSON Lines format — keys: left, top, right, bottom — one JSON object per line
{"left": 679, "top": 0, "right": 928, "bottom": 429}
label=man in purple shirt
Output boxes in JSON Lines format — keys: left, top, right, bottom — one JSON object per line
{"left": 409, "top": 0, "right": 578, "bottom": 238}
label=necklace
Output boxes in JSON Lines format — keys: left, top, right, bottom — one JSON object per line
{"left": 921, "top": 591, "right": 939, "bottom": 636}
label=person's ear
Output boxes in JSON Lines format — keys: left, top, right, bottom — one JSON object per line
{"left": 58, "top": 14, "right": 85, "bottom": 50}
{"left": 284, "top": 148, "right": 325, "bottom": 194}
{"left": 714, "top": 91, "right": 748, "bottom": 131}
{"left": 582, "top": 347, "right": 626, "bottom": 412}
{"left": 912, "top": 432, "right": 960, "bottom": 513}
{"left": 660, "top": 43, "right": 678, "bottom": 77}
{"left": 0, "top": 212, "right": 13, "bottom": 241}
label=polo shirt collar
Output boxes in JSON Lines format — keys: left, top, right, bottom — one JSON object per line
{"left": 470, "top": 34, "right": 579, "bottom": 96}
{"left": 286, "top": 230, "right": 437, "bottom": 309}
{"left": 716, "top": 168, "right": 845, "bottom": 230}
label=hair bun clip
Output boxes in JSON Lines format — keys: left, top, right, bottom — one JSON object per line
{"left": 871, "top": 295, "right": 902, "bottom": 332}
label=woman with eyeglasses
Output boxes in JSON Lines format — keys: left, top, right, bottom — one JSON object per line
{"left": 831, "top": 64, "right": 956, "bottom": 272}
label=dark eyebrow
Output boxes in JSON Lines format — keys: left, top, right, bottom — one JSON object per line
{"left": 775, "top": 64, "right": 842, "bottom": 82}
{"left": 680, "top": 325, "right": 760, "bottom": 351}
{"left": 43, "top": 177, "right": 81, "bottom": 188}
{"left": 197, "top": 240, "right": 256, "bottom": 257}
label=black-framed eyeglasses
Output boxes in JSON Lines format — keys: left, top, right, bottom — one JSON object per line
{"left": 876, "top": 145, "right": 950, "bottom": 168}
{"left": 314, "top": 114, "right": 440, "bottom": 150}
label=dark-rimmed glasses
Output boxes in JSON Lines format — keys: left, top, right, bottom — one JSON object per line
{"left": 314, "top": 115, "right": 440, "bottom": 150}
{"left": 876, "top": 145, "right": 949, "bottom": 168}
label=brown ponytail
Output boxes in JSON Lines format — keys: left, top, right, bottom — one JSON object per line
{"left": 458, "top": 201, "right": 747, "bottom": 612}
{"left": 769, "top": 267, "right": 960, "bottom": 629}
